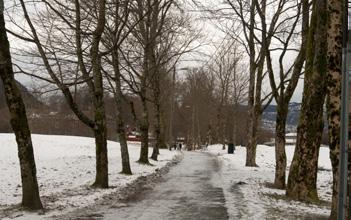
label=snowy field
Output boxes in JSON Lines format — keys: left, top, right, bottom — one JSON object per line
{"left": 0, "top": 134, "right": 180, "bottom": 219}
{"left": 207, "top": 144, "right": 332, "bottom": 219}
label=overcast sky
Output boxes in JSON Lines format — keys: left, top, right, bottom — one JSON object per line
{"left": 180, "top": 0, "right": 304, "bottom": 103}
{"left": 8, "top": 0, "right": 304, "bottom": 104}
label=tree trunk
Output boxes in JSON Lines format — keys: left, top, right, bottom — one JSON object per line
{"left": 92, "top": 125, "right": 109, "bottom": 188}
{"left": 325, "top": 0, "right": 342, "bottom": 217}
{"left": 139, "top": 97, "right": 150, "bottom": 164}
{"left": 246, "top": 109, "right": 259, "bottom": 167}
{"left": 274, "top": 102, "right": 288, "bottom": 189}
{"left": 286, "top": 0, "right": 327, "bottom": 202}
{"left": 115, "top": 82, "right": 132, "bottom": 175}
{"left": 246, "top": 3, "right": 265, "bottom": 167}
{"left": 151, "top": 72, "right": 166, "bottom": 161}
{"left": 90, "top": 0, "right": 108, "bottom": 188}
{"left": 112, "top": 50, "right": 132, "bottom": 175}
{"left": 246, "top": 0, "right": 256, "bottom": 166}
{"left": 151, "top": 95, "right": 161, "bottom": 161}
{"left": 264, "top": 0, "right": 309, "bottom": 192}
{"left": 286, "top": 111, "right": 324, "bottom": 202}
{"left": 0, "top": 6, "right": 43, "bottom": 209}
{"left": 117, "top": 117, "right": 132, "bottom": 175}
{"left": 137, "top": 5, "right": 153, "bottom": 163}
{"left": 246, "top": 56, "right": 264, "bottom": 167}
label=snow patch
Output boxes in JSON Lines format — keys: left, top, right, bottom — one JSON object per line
{"left": 0, "top": 134, "right": 179, "bottom": 219}
{"left": 207, "top": 144, "right": 332, "bottom": 219}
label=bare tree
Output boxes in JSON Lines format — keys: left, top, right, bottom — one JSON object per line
{"left": 261, "top": 0, "right": 309, "bottom": 189}
{"left": 0, "top": 0, "right": 42, "bottom": 209}
{"left": 220, "top": 0, "right": 284, "bottom": 166}
{"left": 209, "top": 40, "right": 244, "bottom": 149}
{"left": 121, "top": 0, "right": 174, "bottom": 163}
{"left": 286, "top": 0, "right": 327, "bottom": 202}
{"left": 13, "top": 0, "right": 110, "bottom": 188}
{"left": 326, "top": 0, "right": 344, "bottom": 217}
{"left": 229, "top": 54, "right": 248, "bottom": 146}
{"left": 149, "top": 7, "right": 200, "bottom": 160}
{"left": 182, "top": 67, "right": 216, "bottom": 149}
{"left": 102, "top": 0, "right": 134, "bottom": 174}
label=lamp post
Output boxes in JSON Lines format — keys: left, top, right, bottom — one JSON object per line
{"left": 338, "top": 1, "right": 350, "bottom": 219}
{"left": 168, "top": 66, "right": 176, "bottom": 146}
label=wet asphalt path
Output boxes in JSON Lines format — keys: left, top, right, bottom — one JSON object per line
{"left": 101, "top": 151, "right": 229, "bottom": 220}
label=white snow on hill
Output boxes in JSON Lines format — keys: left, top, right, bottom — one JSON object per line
{"left": 0, "top": 134, "right": 179, "bottom": 219}
{"left": 207, "top": 144, "right": 332, "bottom": 219}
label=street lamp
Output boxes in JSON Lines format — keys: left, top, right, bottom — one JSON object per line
{"left": 338, "top": 1, "right": 350, "bottom": 219}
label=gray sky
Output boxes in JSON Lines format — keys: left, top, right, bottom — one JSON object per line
{"left": 180, "top": 0, "right": 304, "bottom": 103}
{"left": 8, "top": 0, "right": 304, "bottom": 104}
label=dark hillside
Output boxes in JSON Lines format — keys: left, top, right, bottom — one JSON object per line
{"left": 0, "top": 79, "right": 42, "bottom": 109}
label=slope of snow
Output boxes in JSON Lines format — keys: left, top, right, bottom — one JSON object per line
{"left": 207, "top": 144, "right": 332, "bottom": 219}
{"left": 0, "top": 134, "right": 180, "bottom": 219}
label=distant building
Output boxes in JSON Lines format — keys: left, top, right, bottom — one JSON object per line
{"left": 286, "top": 133, "right": 297, "bottom": 145}
{"left": 264, "top": 133, "right": 297, "bottom": 146}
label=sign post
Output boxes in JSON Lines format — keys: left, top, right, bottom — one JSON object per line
{"left": 338, "top": 1, "right": 350, "bottom": 219}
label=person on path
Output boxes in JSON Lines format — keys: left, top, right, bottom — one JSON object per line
{"left": 178, "top": 143, "right": 182, "bottom": 151}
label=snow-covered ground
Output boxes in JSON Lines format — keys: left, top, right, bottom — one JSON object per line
{"left": 0, "top": 134, "right": 180, "bottom": 219}
{"left": 207, "top": 144, "right": 332, "bottom": 219}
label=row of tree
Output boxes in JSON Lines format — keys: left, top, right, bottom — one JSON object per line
{"left": 190, "top": 0, "right": 348, "bottom": 218}
{"left": 1, "top": 0, "right": 349, "bottom": 218}
{"left": 1, "top": 0, "right": 200, "bottom": 210}
{"left": 207, "top": 0, "right": 347, "bottom": 218}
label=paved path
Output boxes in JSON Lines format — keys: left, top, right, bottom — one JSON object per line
{"left": 100, "top": 152, "right": 229, "bottom": 220}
